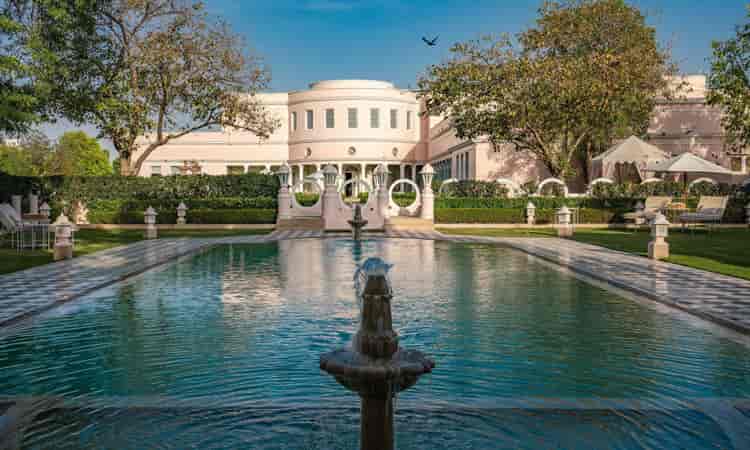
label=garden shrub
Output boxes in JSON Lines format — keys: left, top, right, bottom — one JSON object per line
{"left": 0, "top": 172, "right": 279, "bottom": 204}
{"left": 295, "top": 193, "right": 320, "bottom": 206}
{"left": 435, "top": 207, "right": 620, "bottom": 224}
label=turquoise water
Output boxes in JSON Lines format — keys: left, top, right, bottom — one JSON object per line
{"left": 1, "top": 239, "right": 749, "bottom": 448}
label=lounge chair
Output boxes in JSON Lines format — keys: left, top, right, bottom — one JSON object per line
{"left": 678, "top": 196, "right": 728, "bottom": 230}
{"left": 623, "top": 196, "right": 672, "bottom": 225}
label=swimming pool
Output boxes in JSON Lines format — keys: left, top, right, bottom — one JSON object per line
{"left": 2, "top": 238, "right": 749, "bottom": 448}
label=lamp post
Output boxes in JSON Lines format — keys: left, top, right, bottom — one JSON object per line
{"left": 648, "top": 213, "right": 670, "bottom": 260}
{"left": 144, "top": 206, "right": 158, "bottom": 239}
{"left": 52, "top": 214, "right": 73, "bottom": 261}
{"left": 277, "top": 163, "right": 292, "bottom": 221}
{"left": 177, "top": 202, "right": 188, "bottom": 225}
{"left": 556, "top": 205, "right": 573, "bottom": 237}
{"left": 420, "top": 164, "right": 435, "bottom": 221}
{"left": 526, "top": 201, "right": 536, "bottom": 226}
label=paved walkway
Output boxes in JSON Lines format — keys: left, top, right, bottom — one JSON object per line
{"left": 1, "top": 230, "right": 749, "bottom": 335}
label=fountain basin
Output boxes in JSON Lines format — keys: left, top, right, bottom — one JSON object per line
{"left": 320, "top": 347, "right": 435, "bottom": 394}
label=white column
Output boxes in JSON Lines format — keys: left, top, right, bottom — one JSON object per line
{"left": 742, "top": 156, "right": 748, "bottom": 174}
{"left": 315, "top": 163, "right": 321, "bottom": 171}
{"left": 399, "top": 164, "right": 405, "bottom": 192}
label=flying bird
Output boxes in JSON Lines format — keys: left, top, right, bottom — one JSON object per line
{"left": 422, "top": 35, "right": 439, "bottom": 47}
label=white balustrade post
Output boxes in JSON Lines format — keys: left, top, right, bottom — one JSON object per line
{"left": 144, "top": 206, "right": 158, "bottom": 239}
{"left": 526, "top": 201, "right": 536, "bottom": 226}
{"left": 648, "top": 214, "right": 670, "bottom": 260}
{"left": 52, "top": 214, "right": 73, "bottom": 261}
{"left": 556, "top": 206, "right": 573, "bottom": 237}
{"left": 177, "top": 202, "right": 188, "bottom": 225}
{"left": 375, "top": 164, "right": 390, "bottom": 219}
{"left": 420, "top": 164, "right": 435, "bottom": 221}
{"left": 277, "top": 164, "right": 292, "bottom": 220}
{"left": 322, "top": 165, "right": 340, "bottom": 229}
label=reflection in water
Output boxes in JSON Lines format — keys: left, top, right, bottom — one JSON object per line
{"left": 0, "top": 239, "right": 749, "bottom": 449}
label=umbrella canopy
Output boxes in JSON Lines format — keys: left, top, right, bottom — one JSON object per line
{"left": 646, "top": 152, "right": 732, "bottom": 175}
{"left": 592, "top": 136, "right": 670, "bottom": 180}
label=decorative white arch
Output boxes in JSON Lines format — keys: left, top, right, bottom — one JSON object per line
{"left": 495, "top": 178, "right": 520, "bottom": 197}
{"left": 688, "top": 177, "right": 718, "bottom": 188}
{"left": 640, "top": 177, "right": 662, "bottom": 185}
{"left": 438, "top": 178, "right": 458, "bottom": 195}
{"left": 587, "top": 177, "right": 614, "bottom": 194}
{"left": 290, "top": 180, "right": 323, "bottom": 216}
{"left": 388, "top": 179, "right": 422, "bottom": 217}
{"left": 338, "top": 179, "right": 373, "bottom": 208}
{"left": 536, "top": 178, "right": 569, "bottom": 197}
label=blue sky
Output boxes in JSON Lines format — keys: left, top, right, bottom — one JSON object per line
{"left": 43, "top": 0, "right": 749, "bottom": 152}
{"left": 206, "top": 0, "right": 748, "bottom": 91}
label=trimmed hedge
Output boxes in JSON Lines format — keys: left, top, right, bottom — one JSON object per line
{"left": 87, "top": 207, "right": 276, "bottom": 224}
{"left": 0, "top": 172, "right": 279, "bottom": 204}
{"left": 436, "top": 196, "right": 636, "bottom": 210}
{"left": 435, "top": 208, "right": 621, "bottom": 224}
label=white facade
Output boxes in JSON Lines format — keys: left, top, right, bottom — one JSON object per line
{"left": 134, "top": 76, "right": 748, "bottom": 188}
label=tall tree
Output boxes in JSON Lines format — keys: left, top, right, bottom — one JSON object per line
{"left": 418, "top": 0, "right": 675, "bottom": 178}
{"left": 28, "top": 0, "right": 279, "bottom": 175}
{"left": 707, "top": 6, "right": 750, "bottom": 153}
{"left": 46, "top": 130, "right": 112, "bottom": 176}
{"left": 0, "top": 0, "right": 41, "bottom": 135}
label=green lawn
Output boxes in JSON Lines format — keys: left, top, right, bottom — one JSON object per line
{"left": 438, "top": 227, "right": 750, "bottom": 280}
{"left": 0, "top": 228, "right": 270, "bottom": 275}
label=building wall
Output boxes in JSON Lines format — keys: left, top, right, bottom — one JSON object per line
{"left": 134, "top": 76, "right": 748, "bottom": 186}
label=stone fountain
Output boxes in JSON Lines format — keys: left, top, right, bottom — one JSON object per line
{"left": 320, "top": 258, "right": 435, "bottom": 450}
{"left": 348, "top": 204, "right": 368, "bottom": 241}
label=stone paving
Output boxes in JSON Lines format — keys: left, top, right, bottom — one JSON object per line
{"left": 1, "top": 230, "right": 749, "bottom": 335}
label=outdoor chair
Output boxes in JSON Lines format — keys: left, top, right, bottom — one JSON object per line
{"left": 623, "top": 196, "right": 672, "bottom": 226}
{"left": 678, "top": 196, "right": 728, "bottom": 231}
{"left": 0, "top": 203, "right": 50, "bottom": 250}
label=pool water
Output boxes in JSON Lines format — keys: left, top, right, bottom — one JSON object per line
{"left": 1, "top": 239, "right": 749, "bottom": 449}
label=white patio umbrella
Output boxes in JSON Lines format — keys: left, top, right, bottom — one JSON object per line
{"left": 646, "top": 152, "right": 732, "bottom": 197}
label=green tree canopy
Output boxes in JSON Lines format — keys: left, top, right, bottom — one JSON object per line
{"left": 0, "top": 0, "right": 42, "bottom": 135}
{"left": 25, "top": 0, "right": 279, "bottom": 175}
{"left": 46, "top": 131, "right": 112, "bottom": 176}
{"left": 0, "top": 132, "right": 52, "bottom": 175}
{"left": 418, "top": 0, "right": 675, "bottom": 178}
{"left": 708, "top": 6, "right": 750, "bottom": 152}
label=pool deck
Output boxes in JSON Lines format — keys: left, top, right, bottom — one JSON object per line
{"left": 1, "top": 230, "right": 749, "bottom": 334}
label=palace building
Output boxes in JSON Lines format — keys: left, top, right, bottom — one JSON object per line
{"left": 133, "top": 76, "right": 749, "bottom": 190}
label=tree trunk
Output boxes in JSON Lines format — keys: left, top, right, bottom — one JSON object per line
{"left": 120, "top": 154, "right": 133, "bottom": 176}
